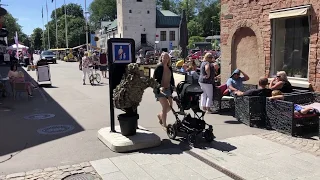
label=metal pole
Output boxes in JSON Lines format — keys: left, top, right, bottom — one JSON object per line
{"left": 64, "top": 0, "right": 68, "bottom": 48}
{"left": 55, "top": 0, "right": 58, "bottom": 48}
{"left": 47, "top": 0, "right": 50, "bottom": 49}
{"left": 42, "top": 7, "right": 46, "bottom": 50}
{"left": 85, "top": 0, "right": 89, "bottom": 51}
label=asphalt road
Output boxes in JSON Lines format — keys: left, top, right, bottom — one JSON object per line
{"left": 0, "top": 55, "right": 267, "bottom": 174}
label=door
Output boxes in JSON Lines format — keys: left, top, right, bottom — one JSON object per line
{"left": 141, "top": 34, "right": 147, "bottom": 44}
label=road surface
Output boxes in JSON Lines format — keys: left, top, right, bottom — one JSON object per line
{"left": 0, "top": 55, "right": 267, "bottom": 174}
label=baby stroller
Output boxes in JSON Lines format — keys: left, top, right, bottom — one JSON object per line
{"left": 166, "top": 81, "right": 215, "bottom": 144}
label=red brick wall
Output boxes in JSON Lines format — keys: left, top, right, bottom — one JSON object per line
{"left": 220, "top": 0, "right": 320, "bottom": 91}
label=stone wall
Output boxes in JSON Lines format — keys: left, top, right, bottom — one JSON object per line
{"left": 220, "top": 0, "right": 320, "bottom": 91}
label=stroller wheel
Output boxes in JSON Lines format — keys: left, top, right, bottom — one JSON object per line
{"left": 167, "top": 124, "right": 177, "bottom": 140}
{"left": 187, "top": 133, "right": 196, "bottom": 144}
{"left": 203, "top": 129, "right": 215, "bottom": 142}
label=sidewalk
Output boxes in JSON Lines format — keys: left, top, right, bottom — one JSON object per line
{"left": 2, "top": 133, "right": 320, "bottom": 180}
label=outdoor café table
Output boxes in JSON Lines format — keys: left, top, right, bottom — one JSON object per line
{"left": 0, "top": 77, "right": 10, "bottom": 97}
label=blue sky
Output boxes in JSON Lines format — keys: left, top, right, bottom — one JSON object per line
{"left": 3, "top": 0, "right": 93, "bottom": 35}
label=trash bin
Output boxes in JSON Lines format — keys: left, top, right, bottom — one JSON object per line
{"left": 36, "top": 59, "right": 51, "bottom": 86}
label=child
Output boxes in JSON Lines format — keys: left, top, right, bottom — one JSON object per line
{"left": 271, "top": 90, "right": 320, "bottom": 115}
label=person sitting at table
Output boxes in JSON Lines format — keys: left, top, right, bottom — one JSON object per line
{"left": 8, "top": 64, "right": 35, "bottom": 97}
{"left": 270, "top": 90, "right": 320, "bottom": 116}
{"left": 180, "top": 63, "right": 188, "bottom": 73}
{"left": 235, "top": 77, "right": 272, "bottom": 97}
{"left": 226, "top": 69, "right": 250, "bottom": 96}
{"left": 269, "top": 71, "right": 293, "bottom": 93}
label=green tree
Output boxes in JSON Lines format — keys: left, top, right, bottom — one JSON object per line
{"left": 31, "top": 28, "right": 43, "bottom": 50}
{"left": 187, "top": 20, "right": 203, "bottom": 37}
{"left": 42, "top": 3, "right": 86, "bottom": 49}
{"left": 50, "top": 3, "right": 84, "bottom": 20}
{"left": 188, "top": 36, "right": 204, "bottom": 49}
{"left": 197, "top": 0, "right": 220, "bottom": 37}
{"left": 89, "top": 0, "right": 117, "bottom": 28}
{"left": 3, "top": 13, "right": 23, "bottom": 45}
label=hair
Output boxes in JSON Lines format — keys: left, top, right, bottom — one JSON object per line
{"left": 277, "top": 71, "right": 288, "bottom": 81}
{"left": 203, "top": 52, "right": 214, "bottom": 62}
{"left": 259, "top": 77, "right": 269, "bottom": 86}
{"left": 159, "top": 52, "right": 171, "bottom": 67}
{"left": 84, "top": 52, "right": 89, "bottom": 56}
{"left": 10, "top": 64, "right": 17, "bottom": 71}
{"left": 272, "top": 90, "right": 283, "bottom": 97}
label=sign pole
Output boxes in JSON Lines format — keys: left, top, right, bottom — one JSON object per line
{"left": 109, "top": 62, "right": 115, "bottom": 132}
{"left": 107, "top": 38, "right": 136, "bottom": 133}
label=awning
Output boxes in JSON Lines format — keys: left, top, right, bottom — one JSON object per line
{"left": 269, "top": 5, "right": 311, "bottom": 19}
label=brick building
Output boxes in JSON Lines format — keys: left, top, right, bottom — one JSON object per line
{"left": 220, "top": 0, "right": 320, "bottom": 91}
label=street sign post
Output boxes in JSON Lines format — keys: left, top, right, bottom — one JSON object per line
{"left": 107, "top": 38, "right": 135, "bottom": 132}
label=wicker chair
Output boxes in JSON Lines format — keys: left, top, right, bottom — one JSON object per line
{"left": 12, "top": 82, "right": 29, "bottom": 100}
{"left": 214, "top": 84, "right": 258, "bottom": 112}
{"left": 266, "top": 92, "right": 320, "bottom": 137}
{"left": 235, "top": 96, "right": 267, "bottom": 127}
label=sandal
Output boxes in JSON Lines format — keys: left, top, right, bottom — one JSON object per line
{"left": 157, "top": 114, "right": 163, "bottom": 125}
{"left": 161, "top": 125, "right": 167, "bottom": 132}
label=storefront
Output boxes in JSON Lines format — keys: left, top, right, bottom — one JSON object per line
{"left": 220, "top": 1, "right": 320, "bottom": 91}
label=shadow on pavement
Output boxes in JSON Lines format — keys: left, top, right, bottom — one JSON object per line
{"left": 224, "top": 120, "right": 242, "bottom": 124}
{"left": 0, "top": 65, "right": 84, "bottom": 158}
{"left": 139, "top": 137, "right": 237, "bottom": 155}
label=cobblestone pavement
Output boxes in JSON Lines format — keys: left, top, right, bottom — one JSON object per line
{"left": 0, "top": 162, "right": 101, "bottom": 180}
{"left": 258, "top": 131, "right": 320, "bottom": 156}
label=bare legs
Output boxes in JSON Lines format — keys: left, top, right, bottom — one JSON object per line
{"left": 158, "top": 97, "right": 173, "bottom": 128}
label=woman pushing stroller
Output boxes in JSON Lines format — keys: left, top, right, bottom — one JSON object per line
{"left": 153, "top": 52, "right": 175, "bottom": 130}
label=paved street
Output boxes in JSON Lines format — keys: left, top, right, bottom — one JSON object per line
{"left": 0, "top": 56, "right": 268, "bottom": 175}
{"left": 1, "top": 56, "right": 320, "bottom": 180}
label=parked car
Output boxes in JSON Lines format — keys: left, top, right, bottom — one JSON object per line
{"left": 40, "top": 50, "right": 57, "bottom": 64}
{"left": 188, "top": 51, "right": 202, "bottom": 60}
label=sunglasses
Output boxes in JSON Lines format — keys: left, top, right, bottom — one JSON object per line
{"left": 276, "top": 76, "right": 280, "bottom": 78}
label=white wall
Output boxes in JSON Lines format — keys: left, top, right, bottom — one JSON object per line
{"left": 156, "top": 28, "right": 179, "bottom": 51}
{"left": 117, "top": 0, "right": 157, "bottom": 46}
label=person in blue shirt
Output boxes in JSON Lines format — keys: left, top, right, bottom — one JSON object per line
{"left": 226, "top": 69, "right": 250, "bottom": 96}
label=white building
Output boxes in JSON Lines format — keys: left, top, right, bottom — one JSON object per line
{"left": 97, "top": 0, "right": 181, "bottom": 53}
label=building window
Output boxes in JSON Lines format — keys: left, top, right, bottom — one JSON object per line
{"left": 147, "top": 11, "right": 150, "bottom": 14}
{"left": 271, "top": 16, "right": 310, "bottom": 78}
{"left": 169, "top": 31, "right": 175, "bottom": 41}
{"left": 129, "top": 10, "right": 132, "bottom": 13}
{"left": 160, "top": 31, "right": 166, "bottom": 41}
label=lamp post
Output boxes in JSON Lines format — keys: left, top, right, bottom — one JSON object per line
{"left": 84, "top": 0, "right": 89, "bottom": 51}
{"left": 64, "top": 0, "right": 68, "bottom": 48}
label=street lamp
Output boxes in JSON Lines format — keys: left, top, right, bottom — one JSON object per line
{"left": 84, "top": 0, "right": 89, "bottom": 51}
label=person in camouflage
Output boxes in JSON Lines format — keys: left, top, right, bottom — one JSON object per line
{"left": 113, "top": 63, "right": 159, "bottom": 115}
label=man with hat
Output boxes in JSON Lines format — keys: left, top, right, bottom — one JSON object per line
{"left": 227, "top": 69, "right": 249, "bottom": 96}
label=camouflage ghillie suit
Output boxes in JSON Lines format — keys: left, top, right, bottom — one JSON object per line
{"left": 113, "top": 63, "right": 159, "bottom": 114}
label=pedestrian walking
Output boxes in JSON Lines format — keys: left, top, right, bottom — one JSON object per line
{"left": 198, "top": 52, "right": 215, "bottom": 114}
{"left": 82, "top": 52, "right": 92, "bottom": 85}
{"left": 79, "top": 48, "right": 84, "bottom": 70}
{"left": 99, "top": 51, "right": 108, "bottom": 78}
{"left": 153, "top": 52, "right": 175, "bottom": 130}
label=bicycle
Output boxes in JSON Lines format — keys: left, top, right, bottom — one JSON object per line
{"left": 89, "top": 64, "right": 101, "bottom": 85}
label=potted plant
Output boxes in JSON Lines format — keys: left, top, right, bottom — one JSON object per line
{"left": 113, "top": 63, "right": 159, "bottom": 136}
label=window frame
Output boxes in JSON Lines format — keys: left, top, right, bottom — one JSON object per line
{"left": 169, "top": 31, "right": 175, "bottom": 41}
{"left": 270, "top": 15, "right": 311, "bottom": 80}
{"left": 160, "top": 31, "right": 166, "bottom": 41}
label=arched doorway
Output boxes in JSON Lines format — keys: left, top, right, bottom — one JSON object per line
{"left": 231, "top": 27, "right": 263, "bottom": 84}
